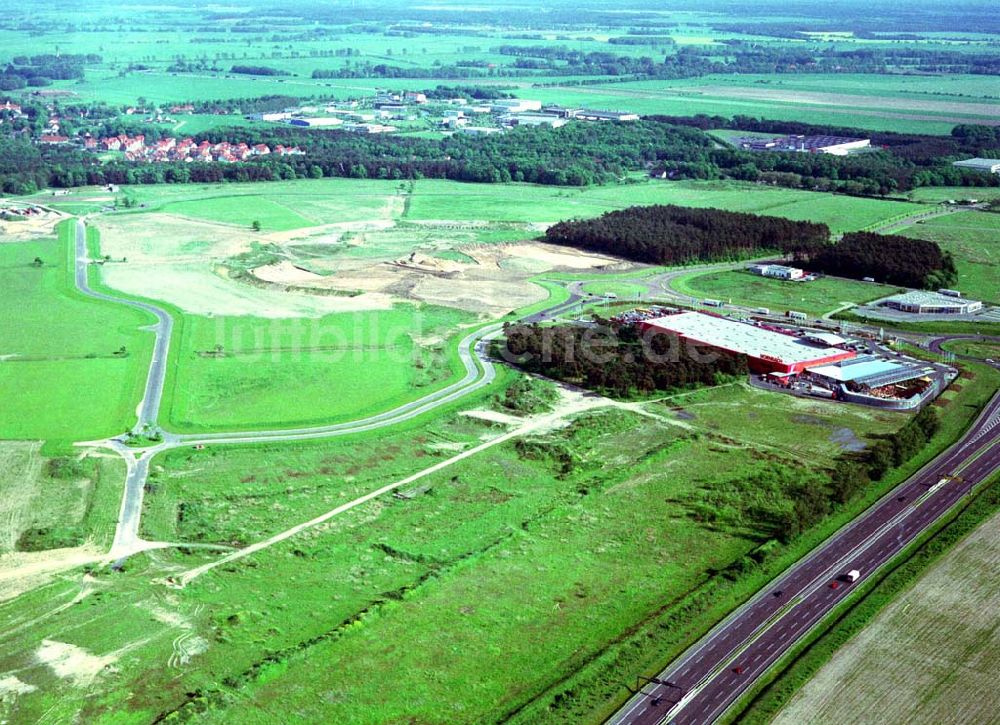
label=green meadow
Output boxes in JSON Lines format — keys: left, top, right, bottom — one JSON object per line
{"left": 897, "top": 210, "right": 1000, "bottom": 303}
{"left": 161, "top": 306, "right": 472, "bottom": 432}
{"left": 672, "top": 270, "right": 903, "bottom": 318}
{"left": 0, "top": 223, "right": 153, "bottom": 446}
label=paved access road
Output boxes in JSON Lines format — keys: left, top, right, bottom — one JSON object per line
{"left": 609, "top": 392, "right": 1000, "bottom": 725}
{"left": 74, "top": 219, "right": 173, "bottom": 431}
{"left": 69, "top": 221, "right": 571, "bottom": 557}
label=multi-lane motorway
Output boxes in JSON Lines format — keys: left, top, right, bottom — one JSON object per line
{"left": 609, "top": 392, "right": 1000, "bottom": 725}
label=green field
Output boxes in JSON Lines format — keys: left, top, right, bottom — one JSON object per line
{"left": 896, "top": 210, "right": 1000, "bottom": 303}
{"left": 0, "top": 223, "right": 153, "bottom": 446}
{"left": 162, "top": 306, "right": 472, "bottom": 432}
{"left": 580, "top": 280, "right": 649, "bottom": 299}
{"left": 941, "top": 339, "right": 1000, "bottom": 360}
{"left": 0, "top": 441, "right": 125, "bottom": 554}
{"left": 672, "top": 269, "right": 902, "bottom": 317}
{"left": 403, "top": 179, "right": 924, "bottom": 234}
{"left": 0, "top": 378, "right": 912, "bottom": 724}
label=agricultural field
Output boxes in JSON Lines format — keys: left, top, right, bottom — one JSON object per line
{"left": 403, "top": 179, "right": 924, "bottom": 235}
{"left": 519, "top": 75, "right": 1000, "bottom": 135}
{"left": 773, "top": 508, "right": 1000, "bottom": 725}
{"left": 0, "top": 224, "right": 153, "bottom": 445}
{"left": 670, "top": 269, "right": 902, "bottom": 317}
{"left": 896, "top": 210, "right": 1000, "bottom": 303}
{"left": 0, "top": 380, "right": 909, "bottom": 723}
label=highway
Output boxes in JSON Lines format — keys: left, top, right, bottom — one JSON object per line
{"left": 608, "top": 392, "right": 1000, "bottom": 725}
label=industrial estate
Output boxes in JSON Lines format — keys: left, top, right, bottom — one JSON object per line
{"left": 0, "top": 2, "right": 999, "bottom": 725}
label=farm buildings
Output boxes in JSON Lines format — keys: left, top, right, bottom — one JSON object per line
{"left": 639, "top": 311, "right": 855, "bottom": 374}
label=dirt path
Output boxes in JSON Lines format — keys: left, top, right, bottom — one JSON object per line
{"left": 171, "top": 391, "right": 612, "bottom": 587}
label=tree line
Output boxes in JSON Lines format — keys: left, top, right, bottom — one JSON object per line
{"left": 543, "top": 204, "right": 830, "bottom": 265}
{"left": 778, "top": 407, "right": 940, "bottom": 542}
{"left": 0, "top": 53, "right": 98, "bottom": 90}
{"left": 498, "top": 319, "right": 749, "bottom": 398}
{"left": 811, "top": 232, "right": 958, "bottom": 289}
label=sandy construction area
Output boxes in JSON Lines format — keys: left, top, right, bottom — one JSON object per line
{"left": 774, "top": 510, "right": 1000, "bottom": 725}
{"left": 95, "top": 213, "right": 252, "bottom": 263}
{"left": 0, "top": 201, "right": 65, "bottom": 242}
{"left": 95, "top": 209, "right": 631, "bottom": 318}
{"left": 102, "top": 263, "right": 395, "bottom": 318}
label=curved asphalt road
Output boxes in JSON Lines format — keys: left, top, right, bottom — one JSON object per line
{"left": 608, "top": 392, "right": 1000, "bottom": 725}
{"left": 71, "top": 221, "right": 585, "bottom": 557}
{"left": 74, "top": 218, "right": 173, "bottom": 431}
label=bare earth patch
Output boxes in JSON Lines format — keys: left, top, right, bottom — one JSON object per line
{"left": 0, "top": 201, "right": 65, "bottom": 242}
{"left": 35, "top": 640, "right": 117, "bottom": 687}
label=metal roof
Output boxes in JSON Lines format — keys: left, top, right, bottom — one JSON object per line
{"left": 645, "top": 312, "right": 846, "bottom": 364}
{"left": 808, "top": 357, "right": 929, "bottom": 386}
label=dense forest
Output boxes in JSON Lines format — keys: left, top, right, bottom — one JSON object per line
{"left": 498, "top": 320, "right": 748, "bottom": 398}
{"left": 0, "top": 120, "right": 715, "bottom": 192}
{"left": 811, "top": 232, "right": 957, "bottom": 289}
{"left": 0, "top": 53, "right": 97, "bottom": 90}
{"left": 543, "top": 204, "right": 829, "bottom": 264}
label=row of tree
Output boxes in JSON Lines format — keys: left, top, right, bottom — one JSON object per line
{"left": 543, "top": 204, "right": 830, "bottom": 265}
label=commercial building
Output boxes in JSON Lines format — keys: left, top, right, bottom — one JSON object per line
{"left": 748, "top": 263, "right": 805, "bottom": 280}
{"left": 640, "top": 311, "right": 856, "bottom": 374}
{"left": 490, "top": 99, "right": 542, "bottom": 114}
{"left": 460, "top": 126, "right": 505, "bottom": 137}
{"left": 882, "top": 290, "right": 983, "bottom": 315}
{"left": 502, "top": 113, "right": 569, "bottom": 128}
{"left": 952, "top": 158, "right": 1000, "bottom": 174}
{"left": 736, "top": 134, "right": 871, "bottom": 155}
{"left": 287, "top": 117, "right": 343, "bottom": 128}
{"left": 805, "top": 355, "right": 939, "bottom": 408}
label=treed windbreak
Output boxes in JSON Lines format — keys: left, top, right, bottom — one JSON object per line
{"left": 543, "top": 204, "right": 829, "bottom": 265}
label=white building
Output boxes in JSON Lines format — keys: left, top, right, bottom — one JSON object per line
{"left": 748, "top": 264, "right": 805, "bottom": 280}
{"left": 952, "top": 158, "right": 1000, "bottom": 174}
{"left": 491, "top": 99, "right": 542, "bottom": 114}
{"left": 882, "top": 290, "right": 983, "bottom": 315}
{"left": 460, "top": 126, "right": 505, "bottom": 137}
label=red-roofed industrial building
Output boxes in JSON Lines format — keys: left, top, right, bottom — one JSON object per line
{"left": 639, "top": 311, "right": 856, "bottom": 374}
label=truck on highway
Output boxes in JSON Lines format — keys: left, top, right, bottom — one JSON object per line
{"left": 845, "top": 569, "right": 860, "bottom": 583}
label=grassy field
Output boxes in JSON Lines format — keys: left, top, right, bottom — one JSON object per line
{"left": 0, "top": 442, "right": 125, "bottom": 553}
{"left": 671, "top": 269, "right": 902, "bottom": 317}
{"left": 580, "top": 280, "right": 649, "bottom": 299}
{"left": 404, "top": 179, "right": 924, "bottom": 235}
{"left": 0, "top": 223, "right": 154, "bottom": 446}
{"left": 0, "top": 377, "right": 912, "bottom": 724}
{"left": 896, "top": 210, "right": 1000, "bottom": 303}
{"left": 161, "top": 305, "right": 472, "bottom": 432}
{"left": 773, "top": 505, "right": 1000, "bottom": 725}
{"left": 941, "top": 339, "right": 1000, "bottom": 360}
